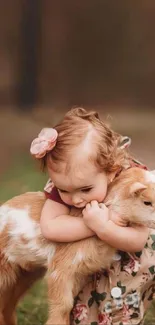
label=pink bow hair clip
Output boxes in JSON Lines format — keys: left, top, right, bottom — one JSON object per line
{"left": 30, "top": 128, "right": 58, "bottom": 158}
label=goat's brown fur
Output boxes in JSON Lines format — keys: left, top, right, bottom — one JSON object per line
{"left": 0, "top": 167, "right": 155, "bottom": 324}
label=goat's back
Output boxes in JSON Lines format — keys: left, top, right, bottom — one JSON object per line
{"left": 0, "top": 192, "right": 56, "bottom": 268}
{"left": 4, "top": 191, "right": 46, "bottom": 222}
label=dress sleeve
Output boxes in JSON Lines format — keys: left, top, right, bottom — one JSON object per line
{"left": 44, "top": 179, "right": 68, "bottom": 206}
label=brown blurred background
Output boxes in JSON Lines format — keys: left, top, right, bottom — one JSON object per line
{"left": 0, "top": 0, "right": 155, "bottom": 177}
{"left": 0, "top": 1, "right": 155, "bottom": 323}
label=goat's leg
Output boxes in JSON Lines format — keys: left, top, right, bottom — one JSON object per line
{"left": 2, "top": 267, "right": 45, "bottom": 325}
{"left": 0, "top": 312, "right": 8, "bottom": 325}
{"left": 0, "top": 262, "right": 18, "bottom": 325}
{"left": 46, "top": 270, "right": 74, "bottom": 325}
{"left": 0, "top": 287, "right": 17, "bottom": 325}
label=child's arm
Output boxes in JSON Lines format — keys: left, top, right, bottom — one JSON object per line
{"left": 97, "top": 221, "right": 149, "bottom": 252}
{"left": 82, "top": 200, "right": 149, "bottom": 252}
{"left": 40, "top": 199, "right": 95, "bottom": 242}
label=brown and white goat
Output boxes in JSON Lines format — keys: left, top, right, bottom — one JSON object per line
{"left": 0, "top": 167, "right": 155, "bottom": 325}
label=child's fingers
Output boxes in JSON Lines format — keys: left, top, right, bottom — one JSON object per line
{"left": 90, "top": 200, "right": 99, "bottom": 207}
{"left": 86, "top": 203, "right": 91, "bottom": 210}
{"left": 99, "top": 203, "right": 106, "bottom": 209}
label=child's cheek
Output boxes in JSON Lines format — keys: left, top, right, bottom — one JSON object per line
{"left": 95, "top": 190, "right": 107, "bottom": 203}
{"left": 61, "top": 194, "right": 72, "bottom": 206}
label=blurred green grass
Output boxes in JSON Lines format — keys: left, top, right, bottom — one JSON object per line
{"left": 17, "top": 280, "right": 47, "bottom": 325}
{"left": 0, "top": 154, "right": 47, "bottom": 202}
{"left": 1, "top": 154, "right": 155, "bottom": 324}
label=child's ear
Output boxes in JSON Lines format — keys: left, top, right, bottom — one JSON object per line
{"left": 129, "top": 182, "right": 147, "bottom": 196}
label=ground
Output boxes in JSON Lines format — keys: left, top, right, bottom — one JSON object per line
{"left": 1, "top": 106, "right": 155, "bottom": 324}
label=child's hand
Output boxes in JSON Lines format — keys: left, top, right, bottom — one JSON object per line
{"left": 82, "top": 200, "right": 109, "bottom": 233}
{"left": 110, "top": 211, "right": 128, "bottom": 227}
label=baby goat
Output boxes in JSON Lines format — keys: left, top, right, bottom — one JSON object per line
{"left": 0, "top": 167, "right": 155, "bottom": 325}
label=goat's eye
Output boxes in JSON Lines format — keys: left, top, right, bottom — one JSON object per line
{"left": 144, "top": 201, "right": 152, "bottom": 206}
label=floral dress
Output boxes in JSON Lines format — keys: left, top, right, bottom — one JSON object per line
{"left": 71, "top": 229, "right": 155, "bottom": 325}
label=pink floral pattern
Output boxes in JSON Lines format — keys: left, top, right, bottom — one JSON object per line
{"left": 122, "top": 255, "right": 140, "bottom": 274}
{"left": 71, "top": 229, "right": 155, "bottom": 325}
{"left": 72, "top": 303, "right": 88, "bottom": 322}
{"left": 122, "top": 303, "right": 133, "bottom": 323}
{"left": 98, "top": 312, "right": 112, "bottom": 325}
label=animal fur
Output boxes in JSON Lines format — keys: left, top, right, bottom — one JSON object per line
{"left": 0, "top": 167, "right": 155, "bottom": 325}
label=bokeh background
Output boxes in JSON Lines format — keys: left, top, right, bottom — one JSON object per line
{"left": 0, "top": 1, "right": 155, "bottom": 324}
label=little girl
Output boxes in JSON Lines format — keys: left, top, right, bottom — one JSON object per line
{"left": 30, "top": 107, "right": 150, "bottom": 324}
{"left": 30, "top": 107, "right": 148, "bottom": 250}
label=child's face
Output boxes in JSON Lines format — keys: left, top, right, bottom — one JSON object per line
{"left": 48, "top": 161, "right": 110, "bottom": 208}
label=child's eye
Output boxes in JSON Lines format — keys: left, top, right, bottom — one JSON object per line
{"left": 81, "top": 188, "right": 92, "bottom": 193}
{"left": 144, "top": 201, "right": 152, "bottom": 206}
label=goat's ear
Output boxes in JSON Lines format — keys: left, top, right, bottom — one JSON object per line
{"left": 129, "top": 182, "right": 147, "bottom": 196}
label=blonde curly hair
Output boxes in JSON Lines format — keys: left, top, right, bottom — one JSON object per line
{"left": 40, "top": 107, "right": 130, "bottom": 174}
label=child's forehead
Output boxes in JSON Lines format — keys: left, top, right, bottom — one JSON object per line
{"left": 68, "top": 156, "right": 99, "bottom": 179}
{"left": 49, "top": 163, "right": 99, "bottom": 190}
{"left": 57, "top": 163, "right": 97, "bottom": 180}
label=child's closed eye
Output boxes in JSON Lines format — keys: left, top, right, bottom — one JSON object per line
{"left": 81, "top": 188, "right": 93, "bottom": 193}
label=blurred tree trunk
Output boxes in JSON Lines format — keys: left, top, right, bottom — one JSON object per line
{"left": 18, "top": 0, "right": 42, "bottom": 111}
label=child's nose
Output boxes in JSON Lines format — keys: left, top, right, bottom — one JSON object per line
{"left": 72, "top": 194, "right": 83, "bottom": 205}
